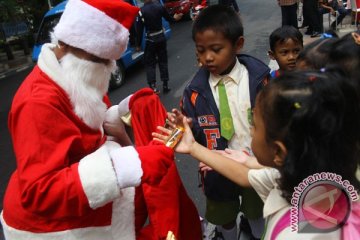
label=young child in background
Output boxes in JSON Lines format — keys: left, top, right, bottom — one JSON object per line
{"left": 156, "top": 68, "right": 360, "bottom": 239}
{"left": 180, "top": 5, "right": 270, "bottom": 240}
{"left": 268, "top": 25, "right": 303, "bottom": 78}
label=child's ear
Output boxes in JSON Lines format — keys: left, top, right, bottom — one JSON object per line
{"left": 235, "top": 36, "right": 244, "bottom": 54}
{"left": 268, "top": 50, "right": 275, "bottom": 60}
{"left": 273, "top": 141, "right": 287, "bottom": 167}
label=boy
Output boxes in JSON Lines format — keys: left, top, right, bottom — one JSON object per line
{"left": 268, "top": 26, "right": 303, "bottom": 78}
{"left": 181, "top": 5, "right": 270, "bottom": 240}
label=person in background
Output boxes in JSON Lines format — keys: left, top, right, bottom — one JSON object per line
{"left": 155, "top": 68, "right": 360, "bottom": 240}
{"left": 278, "top": 0, "right": 299, "bottom": 28}
{"left": 181, "top": 5, "right": 270, "bottom": 240}
{"left": 268, "top": 25, "right": 303, "bottom": 78}
{"left": 136, "top": 0, "right": 182, "bottom": 94}
{"left": 318, "top": 0, "right": 350, "bottom": 31}
{"left": 303, "top": 0, "right": 322, "bottom": 37}
{"left": 0, "top": 0, "right": 175, "bottom": 239}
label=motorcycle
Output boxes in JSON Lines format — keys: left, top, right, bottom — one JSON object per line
{"left": 191, "top": 0, "right": 207, "bottom": 20}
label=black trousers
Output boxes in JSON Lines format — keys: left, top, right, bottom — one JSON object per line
{"left": 144, "top": 39, "right": 169, "bottom": 86}
{"left": 281, "top": 3, "right": 298, "bottom": 28}
{"left": 303, "top": 0, "right": 322, "bottom": 32}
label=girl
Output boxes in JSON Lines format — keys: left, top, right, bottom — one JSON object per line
{"left": 154, "top": 68, "right": 360, "bottom": 239}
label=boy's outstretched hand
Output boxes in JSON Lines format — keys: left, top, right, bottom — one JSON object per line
{"left": 153, "top": 116, "right": 195, "bottom": 154}
{"left": 166, "top": 108, "right": 193, "bottom": 129}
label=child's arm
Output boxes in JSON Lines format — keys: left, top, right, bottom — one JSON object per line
{"left": 217, "top": 148, "right": 264, "bottom": 169}
{"left": 189, "top": 141, "right": 251, "bottom": 187}
{"left": 153, "top": 116, "right": 251, "bottom": 187}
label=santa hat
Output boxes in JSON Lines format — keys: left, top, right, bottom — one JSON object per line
{"left": 53, "top": 0, "right": 139, "bottom": 60}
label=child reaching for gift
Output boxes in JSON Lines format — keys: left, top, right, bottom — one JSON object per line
{"left": 154, "top": 68, "right": 360, "bottom": 239}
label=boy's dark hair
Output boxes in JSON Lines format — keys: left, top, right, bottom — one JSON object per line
{"left": 257, "top": 68, "right": 360, "bottom": 202}
{"left": 297, "top": 37, "right": 338, "bottom": 70}
{"left": 192, "top": 5, "right": 243, "bottom": 45}
{"left": 269, "top": 26, "right": 303, "bottom": 51}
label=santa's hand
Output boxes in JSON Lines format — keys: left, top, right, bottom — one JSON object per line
{"left": 136, "top": 144, "right": 174, "bottom": 185}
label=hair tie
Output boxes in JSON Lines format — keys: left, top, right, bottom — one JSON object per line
{"left": 352, "top": 32, "right": 360, "bottom": 45}
{"left": 294, "top": 102, "right": 301, "bottom": 109}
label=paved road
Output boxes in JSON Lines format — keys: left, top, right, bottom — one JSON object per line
{"left": 0, "top": 0, "right": 280, "bottom": 238}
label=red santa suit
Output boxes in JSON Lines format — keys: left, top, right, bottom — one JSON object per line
{"left": 1, "top": 40, "right": 173, "bottom": 239}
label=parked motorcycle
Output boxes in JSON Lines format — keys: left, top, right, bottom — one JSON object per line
{"left": 191, "top": 1, "right": 207, "bottom": 20}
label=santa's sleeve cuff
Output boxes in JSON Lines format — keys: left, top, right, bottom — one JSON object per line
{"left": 78, "top": 141, "right": 121, "bottom": 209}
{"left": 109, "top": 146, "right": 143, "bottom": 189}
{"left": 118, "top": 94, "right": 133, "bottom": 117}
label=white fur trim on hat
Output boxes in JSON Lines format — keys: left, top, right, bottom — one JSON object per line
{"left": 54, "top": 0, "right": 129, "bottom": 60}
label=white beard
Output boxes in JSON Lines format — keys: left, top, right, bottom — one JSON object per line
{"left": 59, "top": 53, "right": 116, "bottom": 130}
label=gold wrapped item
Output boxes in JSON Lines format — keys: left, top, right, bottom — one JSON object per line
{"left": 165, "top": 126, "right": 184, "bottom": 149}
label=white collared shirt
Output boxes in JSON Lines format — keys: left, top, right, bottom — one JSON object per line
{"left": 248, "top": 168, "right": 341, "bottom": 239}
{"left": 209, "top": 59, "right": 251, "bottom": 150}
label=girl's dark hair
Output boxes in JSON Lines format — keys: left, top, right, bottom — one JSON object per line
{"left": 269, "top": 26, "right": 303, "bottom": 51}
{"left": 257, "top": 68, "right": 360, "bottom": 202}
{"left": 328, "top": 30, "right": 360, "bottom": 81}
{"left": 192, "top": 5, "right": 243, "bottom": 45}
{"left": 296, "top": 37, "right": 338, "bottom": 70}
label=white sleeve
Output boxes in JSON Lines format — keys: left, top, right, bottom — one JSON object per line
{"left": 108, "top": 144, "right": 143, "bottom": 189}
{"left": 78, "top": 141, "right": 120, "bottom": 209}
{"left": 248, "top": 168, "right": 280, "bottom": 203}
{"left": 104, "top": 94, "right": 133, "bottom": 125}
{"left": 118, "top": 94, "right": 133, "bottom": 117}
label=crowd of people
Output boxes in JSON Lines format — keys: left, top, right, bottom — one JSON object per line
{"left": 159, "top": 8, "right": 360, "bottom": 239}
{"left": 277, "top": 0, "right": 355, "bottom": 38}
{"left": 0, "top": 0, "right": 359, "bottom": 240}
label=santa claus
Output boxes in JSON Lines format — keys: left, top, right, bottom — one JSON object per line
{"left": 0, "top": 0, "right": 178, "bottom": 239}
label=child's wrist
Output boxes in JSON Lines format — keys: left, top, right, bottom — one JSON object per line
{"left": 189, "top": 141, "right": 200, "bottom": 156}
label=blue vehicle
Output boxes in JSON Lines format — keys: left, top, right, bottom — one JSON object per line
{"left": 32, "top": 0, "right": 172, "bottom": 89}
